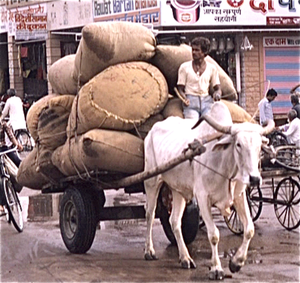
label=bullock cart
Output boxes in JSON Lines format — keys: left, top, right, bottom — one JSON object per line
{"left": 225, "top": 144, "right": 300, "bottom": 234}
{"left": 40, "top": 135, "right": 218, "bottom": 254}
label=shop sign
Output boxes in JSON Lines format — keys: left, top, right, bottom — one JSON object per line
{"left": 47, "top": 0, "right": 93, "bottom": 31}
{"left": 2, "top": 3, "right": 47, "bottom": 40}
{"left": 93, "top": 0, "right": 160, "bottom": 26}
{"left": 263, "top": 36, "right": 300, "bottom": 47}
{"left": 160, "top": 0, "right": 300, "bottom": 26}
{"left": 0, "top": 6, "right": 8, "bottom": 33}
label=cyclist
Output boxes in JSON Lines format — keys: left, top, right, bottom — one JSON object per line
{"left": 1, "top": 88, "right": 27, "bottom": 136}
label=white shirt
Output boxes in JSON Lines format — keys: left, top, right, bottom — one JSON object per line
{"left": 2, "top": 96, "right": 27, "bottom": 131}
{"left": 282, "top": 117, "right": 300, "bottom": 147}
{"left": 258, "top": 97, "right": 273, "bottom": 125}
{"left": 177, "top": 60, "right": 220, "bottom": 97}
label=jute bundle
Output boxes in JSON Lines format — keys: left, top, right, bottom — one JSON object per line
{"left": 52, "top": 129, "right": 144, "bottom": 176}
{"left": 26, "top": 94, "right": 57, "bottom": 141}
{"left": 72, "top": 22, "right": 156, "bottom": 85}
{"left": 17, "top": 147, "right": 65, "bottom": 190}
{"left": 221, "top": 100, "right": 254, "bottom": 123}
{"left": 162, "top": 97, "right": 184, "bottom": 118}
{"left": 67, "top": 62, "right": 168, "bottom": 137}
{"left": 150, "top": 44, "right": 237, "bottom": 100}
{"left": 37, "top": 95, "right": 75, "bottom": 149}
{"left": 48, "top": 54, "right": 78, "bottom": 95}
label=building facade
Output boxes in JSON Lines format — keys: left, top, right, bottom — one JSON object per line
{"left": 0, "top": 0, "right": 299, "bottom": 123}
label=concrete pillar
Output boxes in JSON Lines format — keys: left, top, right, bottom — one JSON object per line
{"left": 46, "top": 32, "right": 61, "bottom": 95}
{"left": 7, "top": 35, "right": 24, "bottom": 98}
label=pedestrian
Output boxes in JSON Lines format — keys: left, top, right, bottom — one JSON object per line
{"left": 177, "top": 36, "right": 222, "bottom": 119}
{"left": 278, "top": 109, "right": 300, "bottom": 148}
{"left": 0, "top": 107, "right": 23, "bottom": 215}
{"left": 258, "top": 88, "right": 277, "bottom": 126}
{"left": 290, "top": 94, "right": 300, "bottom": 119}
{"left": 1, "top": 88, "right": 27, "bottom": 135}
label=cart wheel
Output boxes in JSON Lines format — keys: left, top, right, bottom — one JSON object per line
{"left": 224, "top": 206, "right": 243, "bottom": 235}
{"left": 274, "top": 177, "right": 300, "bottom": 231}
{"left": 247, "top": 185, "right": 263, "bottom": 222}
{"left": 224, "top": 186, "right": 262, "bottom": 235}
{"left": 60, "top": 187, "right": 97, "bottom": 254}
{"left": 158, "top": 188, "right": 199, "bottom": 245}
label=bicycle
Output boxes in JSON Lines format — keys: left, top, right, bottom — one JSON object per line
{"left": 15, "top": 129, "right": 34, "bottom": 160}
{"left": 0, "top": 147, "right": 23, "bottom": 233}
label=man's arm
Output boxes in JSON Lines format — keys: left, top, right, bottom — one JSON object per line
{"left": 176, "top": 85, "right": 189, "bottom": 106}
{"left": 1, "top": 99, "right": 9, "bottom": 120}
{"left": 212, "top": 84, "right": 222, "bottom": 101}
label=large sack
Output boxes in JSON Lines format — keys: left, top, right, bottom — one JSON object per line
{"left": 26, "top": 95, "right": 57, "bottom": 141}
{"left": 221, "top": 100, "right": 254, "bottom": 123}
{"left": 67, "top": 62, "right": 168, "bottom": 137}
{"left": 150, "top": 44, "right": 192, "bottom": 96}
{"left": 52, "top": 129, "right": 144, "bottom": 176}
{"left": 48, "top": 54, "right": 78, "bottom": 95}
{"left": 73, "top": 22, "right": 156, "bottom": 85}
{"left": 17, "top": 147, "right": 65, "bottom": 190}
{"left": 162, "top": 97, "right": 184, "bottom": 118}
{"left": 37, "top": 95, "right": 75, "bottom": 149}
{"left": 150, "top": 44, "right": 237, "bottom": 100}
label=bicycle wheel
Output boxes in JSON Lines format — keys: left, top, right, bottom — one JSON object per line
{"left": 224, "top": 206, "right": 243, "bottom": 235}
{"left": 274, "top": 177, "right": 300, "bottom": 231}
{"left": 3, "top": 177, "right": 23, "bottom": 232}
{"left": 16, "top": 130, "right": 33, "bottom": 160}
{"left": 247, "top": 185, "right": 263, "bottom": 222}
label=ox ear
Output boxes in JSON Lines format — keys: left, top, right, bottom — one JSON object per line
{"left": 212, "top": 135, "right": 233, "bottom": 151}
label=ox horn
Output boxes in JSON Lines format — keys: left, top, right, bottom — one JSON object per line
{"left": 260, "top": 119, "right": 275, "bottom": 135}
{"left": 201, "top": 114, "right": 232, "bottom": 134}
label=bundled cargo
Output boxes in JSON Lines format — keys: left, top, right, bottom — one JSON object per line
{"left": 73, "top": 22, "right": 156, "bottom": 85}
{"left": 52, "top": 129, "right": 144, "bottom": 176}
{"left": 150, "top": 44, "right": 237, "bottom": 100}
{"left": 221, "top": 100, "right": 255, "bottom": 123}
{"left": 162, "top": 97, "right": 184, "bottom": 119}
{"left": 48, "top": 54, "right": 78, "bottom": 95}
{"left": 27, "top": 95, "right": 75, "bottom": 149}
{"left": 67, "top": 61, "right": 168, "bottom": 137}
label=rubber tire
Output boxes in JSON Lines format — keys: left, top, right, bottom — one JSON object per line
{"left": 3, "top": 177, "right": 23, "bottom": 233}
{"left": 60, "top": 187, "right": 97, "bottom": 254}
{"left": 159, "top": 198, "right": 199, "bottom": 245}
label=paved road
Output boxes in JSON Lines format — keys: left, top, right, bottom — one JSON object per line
{"left": 1, "top": 189, "right": 299, "bottom": 282}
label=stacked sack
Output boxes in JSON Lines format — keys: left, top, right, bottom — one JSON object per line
{"left": 18, "top": 21, "right": 252, "bottom": 190}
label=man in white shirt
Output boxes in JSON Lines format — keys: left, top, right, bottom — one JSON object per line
{"left": 177, "top": 37, "right": 222, "bottom": 119}
{"left": 1, "top": 88, "right": 27, "bottom": 135}
{"left": 258, "top": 88, "right": 277, "bottom": 126}
{"left": 280, "top": 109, "right": 300, "bottom": 148}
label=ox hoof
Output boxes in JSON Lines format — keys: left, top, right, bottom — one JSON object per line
{"left": 208, "top": 270, "right": 225, "bottom": 280}
{"left": 144, "top": 253, "right": 158, "bottom": 261}
{"left": 181, "top": 258, "right": 196, "bottom": 269}
{"left": 229, "top": 259, "right": 241, "bottom": 273}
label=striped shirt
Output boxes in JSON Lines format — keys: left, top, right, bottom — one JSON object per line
{"left": 0, "top": 120, "right": 18, "bottom": 148}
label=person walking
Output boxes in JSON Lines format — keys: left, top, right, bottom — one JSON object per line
{"left": 1, "top": 88, "right": 27, "bottom": 136}
{"left": 177, "top": 37, "right": 222, "bottom": 119}
{"left": 258, "top": 88, "right": 277, "bottom": 126}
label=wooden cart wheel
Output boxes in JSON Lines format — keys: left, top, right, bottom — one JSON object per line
{"left": 158, "top": 186, "right": 199, "bottom": 245}
{"left": 274, "top": 177, "right": 300, "bottom": 231}
{"left": 60, "top": 187, "right": 97, "bottom": 254}
{"left": 224, "top": 186, "right": 262, "bottom": 235}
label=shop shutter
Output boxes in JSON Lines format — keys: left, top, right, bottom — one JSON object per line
{"left": 264, "top": 47, "right": 300, "bottom": 115}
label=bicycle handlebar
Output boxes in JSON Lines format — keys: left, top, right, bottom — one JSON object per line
{"left": 0, "top": 147, "right": 17, "bottom": 156}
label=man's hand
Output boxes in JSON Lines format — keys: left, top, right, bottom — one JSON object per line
{"left": 17, "top": 143, "right": 23, "bottom": 152}
{"left": 213, "top": 91, "right": 221, "bottom": 101}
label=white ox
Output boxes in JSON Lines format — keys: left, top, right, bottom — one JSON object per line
{"left": 143, "top": 101, "right": 274, "bottom": 280}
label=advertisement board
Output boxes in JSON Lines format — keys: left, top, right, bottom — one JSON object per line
{"left": 160, "top": 0, "right": 300, "bottom": 27}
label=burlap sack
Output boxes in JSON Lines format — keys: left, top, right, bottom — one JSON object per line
{"left": 17, "top": 147, "right": 65, "bottom": 190}
{"left": 150, "top": 44, "right": 192, "bottom": 96}
{"left": 26, "top": 94, "right": 57, "bottom": 141}
{"left": 72, "top": 22, "right": 156, "bottom": 85}
{"left": 37, "top": 95, "right": 75, "bottom": 149}
{"left": 48, "top": 54, "right": 78, "bottom": 95}
{"left": 162, "top": 97, "right": 184, "bottom": 118}
{"left": 52, "top": 129, "right": 144, "bottom": 176}
{"left": 67, "top": 62, "right": 168, "bottom": 137}
{"left": 150, "top": 44, "right": 237, "bottom": 100}
{"left": 221, "top": 100, "right": 254, "bottom": 123}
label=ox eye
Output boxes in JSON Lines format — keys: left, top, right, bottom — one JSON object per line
{"left": 236, "top": 143, "right": 241, "bottom": 149}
